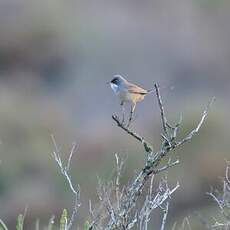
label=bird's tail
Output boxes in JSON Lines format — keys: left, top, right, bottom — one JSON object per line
{"left": 147, "top": 89, "right": 154, "bottom": 94}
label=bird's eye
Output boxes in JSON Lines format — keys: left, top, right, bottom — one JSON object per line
{"left": 111, "top": 77, "right": 118, "bottom": 84}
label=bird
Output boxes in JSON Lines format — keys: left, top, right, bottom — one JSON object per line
{"left": 108, "top": 75, "right": 153, "bottom": 127}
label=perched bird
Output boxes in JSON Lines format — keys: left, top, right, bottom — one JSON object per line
{"left": 109, "top": 75, "right": 153, "bottom": 126}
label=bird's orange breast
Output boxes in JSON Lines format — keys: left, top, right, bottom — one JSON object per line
{"left": 130, "top": 93, "right": 146, "bottom": 103}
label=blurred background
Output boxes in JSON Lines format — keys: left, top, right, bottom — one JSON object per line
{"left": 0, "top": 0, "right": 229, "bottom": 228}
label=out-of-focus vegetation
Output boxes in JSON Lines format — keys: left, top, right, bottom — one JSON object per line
{"left": 0, "top": 0, "right": 230, "bottom": 229}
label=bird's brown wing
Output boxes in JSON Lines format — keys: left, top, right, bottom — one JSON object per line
{"left": 127, "top": 83, "right": 148, "bottom": 95}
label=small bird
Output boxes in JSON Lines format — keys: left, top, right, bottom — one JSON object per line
{"left": 109, "top": 75, "right": 153, "bottom": 126}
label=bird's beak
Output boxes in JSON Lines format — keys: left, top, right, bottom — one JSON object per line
{"left": 106, "top": 81, "right": 110, "bottom": 85}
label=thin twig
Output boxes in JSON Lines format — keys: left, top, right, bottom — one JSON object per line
{"left": 200, "top": 162, "right": 230, "bottom": 228}
{"left": 143, "top": 175, "right": 155, "bottom": 230}
{"left": 154, "top": 83, "right": 168, "bottom": 135}
{"left": 115, "top": 154, "right": 124, "bottom": 210}
{"left": 160, "top": 201, "right": 169, "bottom": 230}
{"left": 149, "top": 175, "right": 155, "bottom": 197}
{"left": 154, "top": 159, "right": 180, "bottom": 174}
{"left": 112, "top": 115, "right": 144, "bottom": 143}
{"left": 226, "top": 162, "right": 230, "bottom": 184}
{"left": 206, "top": 192, "right": 224, "bottom": 212}
{"left": 112, "top": 115, "right": 153, "bottom": 153}
{"left": 67, "top": 143, "right": 77, "bottom": 171}
{"left": 176, "top": 97, "right": 215, "bottom": 147}
{"left": 179, "top": 217, "right": 192, "bottom": 230}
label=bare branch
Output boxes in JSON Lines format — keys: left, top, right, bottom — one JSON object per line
{"left": 115, "top": 154, "right": 124, "bottom": 210}
{"left": 51, "top": 135, "right": 80, "bottom": 230}
{"left": 112, "top": 115, "right": 153, "bottom": 153}
{"left": 154, "top": 159, "right": 180, "bottom": 174}
{"left": 67, "top": 143, "right": 77, "bottom": 171}
{"left": 199, "top": 162, "right": 230, "bottom": 229}
{"left": 179, "top": 217, "right": 192, "bottom": 230}
{"left": 176, "top": 97, "right": 215, "bottom": 147}
{"left": 106, "top": 83, "right": 213, "bottom": 229}
{"left": 139, "top": 179, "right": 179, "bottom": 230}
{"left": 226, "top": 162, "right": 230, "bottom": 184}
{"left": 206, "top": 191, "right": 225, "bottom": 212}
{"left": 142, "top": 175, "right": 154, "bottom": 230}
{"left": 160, "top": 201, "right": 169, "bottom": 230}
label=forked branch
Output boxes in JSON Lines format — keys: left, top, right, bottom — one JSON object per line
{"left": 109, "top": 83, "right": 214, "bottom": 229}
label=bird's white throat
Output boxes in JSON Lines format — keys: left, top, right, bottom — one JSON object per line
{"left": 110, "top": 83, "right": 119, "bottom": 93}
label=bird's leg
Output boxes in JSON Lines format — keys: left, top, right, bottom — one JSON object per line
{"left": 127, "top": 103, "right": 136, "bottom": 127}
{"left": 120, "top": 101, "right": 125, "bottom": 124}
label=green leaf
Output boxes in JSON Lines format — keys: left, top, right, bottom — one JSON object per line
{"left": 16, "top": 214, "right": 24, "bottom": 230}
{"left": 143, "top": 141, "right": 153, "bottom": 153}
{"left": 83, "top": 221, "right": 90, "bottom": 230}
{"left": 60, "top": 209, "right": 68, "bottom": 230}
{"left": 0, "top": 219, "right": 8, "bottom": 230}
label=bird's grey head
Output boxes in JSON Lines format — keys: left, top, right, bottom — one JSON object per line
{"left": 111, "top": 75, "right": 127, "bottom": 85}
{"left": 110, "top": 75, "right": 127, "bottom": 93}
